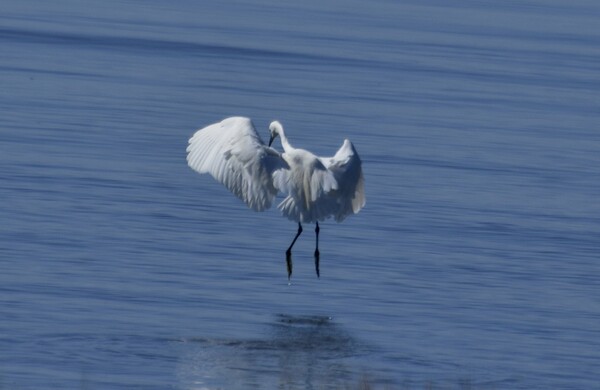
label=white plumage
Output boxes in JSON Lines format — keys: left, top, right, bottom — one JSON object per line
{"left": 186, "top": 116, "right": 365, "bottom": 278}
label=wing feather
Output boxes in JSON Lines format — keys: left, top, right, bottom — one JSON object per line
{"left": 320, "top": 139, "right": 365, "bottom": 221}
{"left": 186, "top": 117, "right": 287, "bottom": 211}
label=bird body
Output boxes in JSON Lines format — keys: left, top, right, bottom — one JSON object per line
{"left": 273, "top": 147, "right": 338, "bottom": 223}
{"left": 186, "top": 116, "right": 365, "bottom": 278}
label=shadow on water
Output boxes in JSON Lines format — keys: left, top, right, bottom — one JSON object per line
{"left": 176, "top": 314, "right": 369, "bottom": 389}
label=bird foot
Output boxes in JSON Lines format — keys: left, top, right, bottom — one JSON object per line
{"left": 314, "top": 249, "right": 320, "bottom": 278}
{"left": 286, "top": 249, "right": 293, "bottom": 279}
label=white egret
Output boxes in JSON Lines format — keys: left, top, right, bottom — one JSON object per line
{"left": 186, "top": 117, "right": 365, "bottom": 279}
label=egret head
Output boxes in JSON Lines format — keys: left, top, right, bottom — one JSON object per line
{"left": 268, "top": 120, "right": 282, "bottom": 147}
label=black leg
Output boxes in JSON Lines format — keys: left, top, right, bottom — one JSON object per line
{"left": 314, "top": 222, "right": 320, "bottom": 278}
{"left": 285, "top": 223, "right": 302, "bottom": 279}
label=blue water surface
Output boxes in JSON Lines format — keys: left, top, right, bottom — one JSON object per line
{"left": 1, "top": 1, "right": 599, "bottom": 389}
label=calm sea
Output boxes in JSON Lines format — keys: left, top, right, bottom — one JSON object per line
{"left": 1, "top": 1, "right": 599, "bottom": 389}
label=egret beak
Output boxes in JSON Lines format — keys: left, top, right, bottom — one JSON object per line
{"left": 268, "top": 134, "right": 275, "bottom": 147}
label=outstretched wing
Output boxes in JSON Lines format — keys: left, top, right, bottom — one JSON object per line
{"left": 320, "top": 139, "right": 365, "bottom": 221}
{"left": 186, "top": 117, "right": 287, "bottom": 211}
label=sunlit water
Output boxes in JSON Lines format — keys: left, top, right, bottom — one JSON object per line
{"left": 1, "top": 1, "right": 599, "bottom": 389}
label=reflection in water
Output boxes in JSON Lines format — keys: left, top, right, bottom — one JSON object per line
{"left": 176, "top": 314, "right": 366, "bottom": 389}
